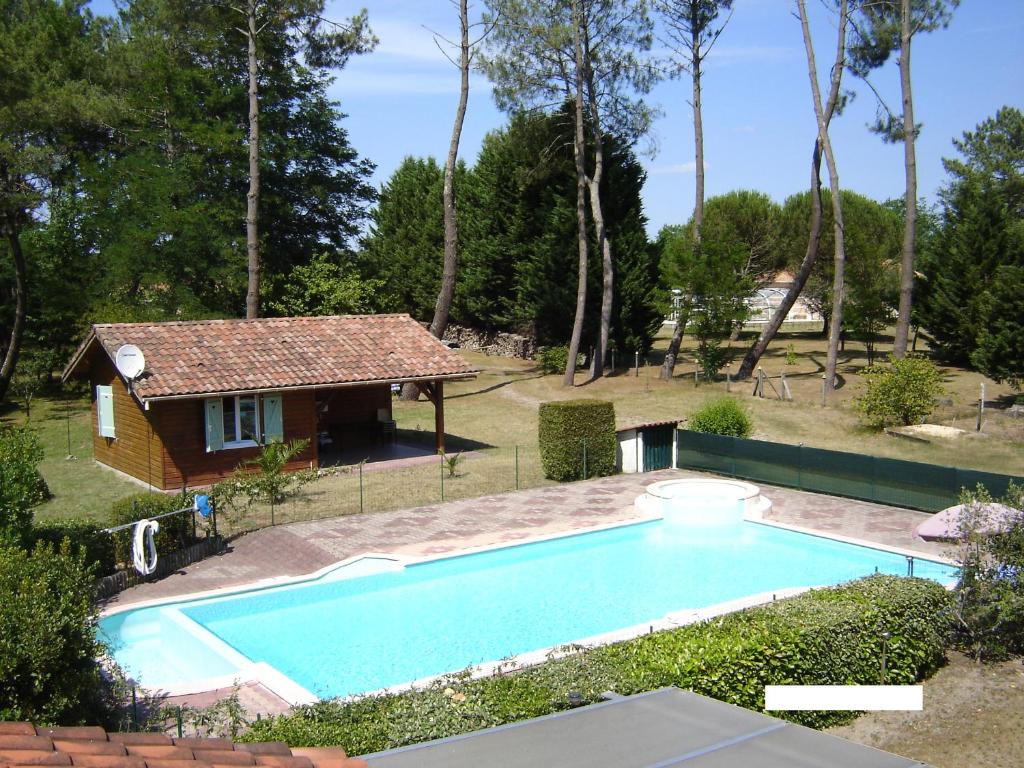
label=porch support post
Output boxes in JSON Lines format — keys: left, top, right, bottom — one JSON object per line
{"left": 434, "top": 380, "right": 445, "bottom": 454}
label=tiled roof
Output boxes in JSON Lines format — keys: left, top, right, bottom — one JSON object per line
{"left": 63, "top": 315, "right": 477, "bottom": 400}
{"left": 0, "top": 722, "right": 366, "bottom": 768}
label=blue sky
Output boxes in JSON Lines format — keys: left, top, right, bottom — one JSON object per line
{"left": 92, "top": 0, "right": 1023, "bottom": 235}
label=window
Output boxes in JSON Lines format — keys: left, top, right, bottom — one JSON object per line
{"left": 205, "top": 394, "right": 283, "bottom": 452}
{"left": 96, "top": 385, "right": 115, "bottom": 438}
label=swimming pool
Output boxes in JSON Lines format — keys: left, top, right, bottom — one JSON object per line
{"left": 100, "top": 493, "right": 957, "bottom": 702}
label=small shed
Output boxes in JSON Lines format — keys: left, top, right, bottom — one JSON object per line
{"left": 616, "top": 420, "right": 679, "bottom": 473}
{"left": 62, "top": 314, "right": 477, "bottom": 490}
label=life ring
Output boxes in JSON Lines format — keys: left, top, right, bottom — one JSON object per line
{"left": 132, "top": 519, "right": 160, "bottom": 576}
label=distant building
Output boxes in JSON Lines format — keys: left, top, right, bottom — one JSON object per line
{"left": 665, "top": 271, "right": 823, "bottom": 329}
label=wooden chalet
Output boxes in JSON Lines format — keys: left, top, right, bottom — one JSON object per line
{"left": 62, "top": 315, "right": 477, "bottom": 491}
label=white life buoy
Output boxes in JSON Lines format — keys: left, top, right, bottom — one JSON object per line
{"left": 131, "top": 519, "right": 160, "bottom": 576}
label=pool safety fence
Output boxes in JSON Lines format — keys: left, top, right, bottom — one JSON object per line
{"left": 215, "top": 443, "right": 553, "bottom": 536}
{"left": 97, "top": 535, "right": 224, "bottom": 599}
{"left": 675, "top": 430, "right": 1024, "bottom": 512}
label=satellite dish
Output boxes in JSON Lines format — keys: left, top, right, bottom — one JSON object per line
{"left": 115, "top": 344, "right": 146, "bottom": 381}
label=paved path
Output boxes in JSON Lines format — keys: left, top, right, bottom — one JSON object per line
{"left": 111, "top": 470, "right": 950, "bottom": 718}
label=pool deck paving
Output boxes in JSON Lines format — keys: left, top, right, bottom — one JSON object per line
{"left": 110, "top": 469, "right": 952, "bottom": 719}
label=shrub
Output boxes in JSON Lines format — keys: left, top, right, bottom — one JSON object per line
{"left": 535, "top": 346, "right": 581, "bottom": 375}
{"left": 688, "top": 397, "right": 752, "bottom": 437}
{"left": 951, "top": 482, "right": 1024, "bottom": 660}
{"left": 538, "top": 400, "right": 616, "bottom": 481}
{"left": 694, "top": 339, "right": 730, "bottom": 381}
{"left": 855, "top": 355, "right": 945, "bottom": 428}
{"left": 31, "top": 518, "right": 116, "bottom": 577}
{"left": 0, "top": 425, "right": 50, "bottom": 544}
{"left": 109, "top": 492, "right": 196, "bottom": 567}
{"left": 0, "top": 540, "right": 106, "bottom": 722}
{"left": 241, "top": 575, "right": 952, "bottom": 750}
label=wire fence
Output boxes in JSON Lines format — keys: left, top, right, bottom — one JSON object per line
{"left": 216, "top": 444, "right": 553, "bottom": 537}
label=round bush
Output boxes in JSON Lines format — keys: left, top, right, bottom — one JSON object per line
{"left": 688, "top": 397, "right": 753, "bottom": 437}
{"left": 538, "top": 400, "right": 617, "bottom": 481}
{"left": 855, "top": 355, "right": 945, "bottom": 428}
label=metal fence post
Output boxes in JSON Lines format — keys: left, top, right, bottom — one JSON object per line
{"left": 514, "top": 445, "right": 519, "bottom": 491}
{"left": 359, "top": 462, "right": 364, "bottom": 514}
{"left": 440, "top": 455, "right": 445, "bottom": 501}
{"left": 582, "top": 438, "right": 588, "bottom": 480}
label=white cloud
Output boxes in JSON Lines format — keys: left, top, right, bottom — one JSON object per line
{"left": 333, "top": 67, "right": 493, "bottom": 97}
{"left": 735, "top": 125, "right": 756, "bottom": 134}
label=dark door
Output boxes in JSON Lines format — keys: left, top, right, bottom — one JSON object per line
{"left": 642, "top": 425, "right": 674, "bottom": 471}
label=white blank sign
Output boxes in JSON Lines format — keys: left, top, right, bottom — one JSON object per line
{"left": 765, "top": 685, "right": 923, "bottom": 711}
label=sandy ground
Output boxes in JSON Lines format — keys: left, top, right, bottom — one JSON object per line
{"left": 829, "top": 652, "right": 1024, "bottom": 768}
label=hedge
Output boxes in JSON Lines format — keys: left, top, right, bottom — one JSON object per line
{"left": 0, "top": 541, "right": 106, "bottom": 723}
{"left": 31, "top": 518, "right": 116, "bottom": 577}
{"left": 109, "top": 492, "right": 196, "bottom": 567}
{"left": 243, "top": 575, "right": 953, "bottom": 753}
{"left": 688, "top": 397, "right": 753, "bottom": 438}
{"left": 537, "top": 400, "right": 616, "bottom": 481}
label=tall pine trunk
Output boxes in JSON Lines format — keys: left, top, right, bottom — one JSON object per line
{"left": 244, "top": 0, "right": 261, "bottom": 319}
{"left": 584, "top": 25, "right": 611, "bottom": 381}
{"left": 660, "top": 24, "right": 704, "bottom": 379}
{"left": 564, "top": 0, "right": 589, "bottom": 388}
{"left": 893, "top": 0, "right": 916, "bottom": 358}
{"left": 428, "top": 0, "right": 470, "bottom": 342}
{"left": 798, "top": 0, "right": 848, "bottom": 397}
{"left": 0, "top": 217, "right": 26, "bottom": 401}
{"left": 736, "top": 1, "right": 844, "bottom": 381}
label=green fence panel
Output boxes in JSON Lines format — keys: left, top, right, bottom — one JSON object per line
{"left": 732, "top": 437, "right": 802, "bottom": 488}
{"left": 798, "top": 446, "right": 877, "bottom": 500}
{"left": 871, "top": 457, "right": 959, "bottom": 511}
{"left": 675, "top": 429, "right": 1022, "bottom": 512}
{"left": 677, "top": 431, "right": 737, "bottom": 475}
{"left": 956, "top": 468, "right": 1022, "bottom": 502}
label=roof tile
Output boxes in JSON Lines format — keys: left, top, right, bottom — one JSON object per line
{"left": 0, "top": 725, "right": 37, "bottom": 737}
{"left": 50, "top": 741, "right": 125, "bottom": 756}
{"left": 68, "top": 755, "right": 147, "bottom": 768}
{"left": 108, "top": 735, "right": 174, "bottom": 747}
{"left": 0, "top": 750, "right": 71, "bottom": 765}
{"left": 34, "top": 729, "right": 106, "bottom": 742}
{"left": 0, "top": 739, "right": 52, "bottom": 753}
{"left": 69, "top": 315, "right": 476, "bottom": 399}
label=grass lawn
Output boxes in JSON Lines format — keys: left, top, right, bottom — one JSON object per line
{"left": 7, "top": 325, "right": 1022, "bottom": 527}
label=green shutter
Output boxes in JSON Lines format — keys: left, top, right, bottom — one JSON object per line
{"left": 262, "top": 394, "right": 283, "bottom": 443}
{"left": 96, "top": 385, "right": 115, "bottom": 438}
{"left": 205, "top": 398, "right": 224, "bottom": 452}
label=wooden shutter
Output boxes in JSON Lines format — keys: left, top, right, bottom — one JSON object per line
{"left": 96, "top": 385, "right": 116, "bottom": 438}
{"left": 262, "top": 394, "right": 283, "bottom": 443}
{"left": 204, "top": 398, "right": 224, "bottom": 452}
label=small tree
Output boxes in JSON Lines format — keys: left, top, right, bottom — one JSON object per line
{"left": 0, "top": 425, "right": 49, "bottom": 545}
{"left": 855, "top": 355, "right": 944, "bottom": 428}
{"left": 951, "top": 482, "right": 1024, "bottom": 660}
{"left": 213, "top": 440, "right": 316, "bottom": 523}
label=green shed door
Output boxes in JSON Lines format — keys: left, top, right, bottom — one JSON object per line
{"left": 642, "top": 425, "right": 674, "bottom": 471}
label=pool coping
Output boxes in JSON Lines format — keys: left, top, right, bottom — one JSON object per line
{"left": 101, "top": 494, "right": 959, "bottom": 707}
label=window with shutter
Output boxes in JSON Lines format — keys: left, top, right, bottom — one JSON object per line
{"left": 96, "top": 385, "right": 116, "bottom": 438}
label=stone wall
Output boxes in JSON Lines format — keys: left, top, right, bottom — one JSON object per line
{"left": 443, "top": 324, "right": 537, "bottom": 359}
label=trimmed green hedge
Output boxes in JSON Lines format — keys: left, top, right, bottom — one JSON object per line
{"left": 31, "top": 518, "right": 116, "bottom": 577}
{"left": 109, "top": 492, "right": 196, "bottom": 567}
{"left": 538, "top": 400, "right": 616, "bottom": 481}
{"left": 243, "top": 575, "right": 952, "bottom": 753}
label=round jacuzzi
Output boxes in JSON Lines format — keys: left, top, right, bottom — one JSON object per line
{"left": 636, "top": 478, "right": 770, "bottom": 527}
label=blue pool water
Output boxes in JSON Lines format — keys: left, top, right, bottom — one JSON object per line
{"left": 100, "top": 516, "right": 957, "bottom": 699}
